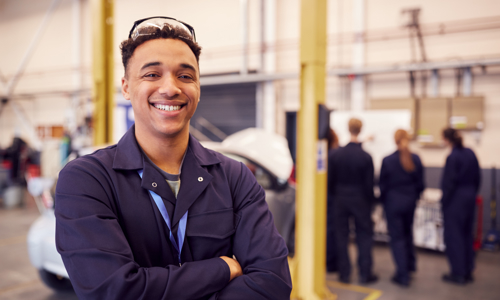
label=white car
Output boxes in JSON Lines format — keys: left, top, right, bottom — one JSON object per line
{"left": 27, "top": 128, "right": 296, "bottom": 291}
{"left": 27, "top": 177, "right": 73, "bottom": 291}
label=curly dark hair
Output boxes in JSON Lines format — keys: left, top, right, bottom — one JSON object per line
{"left": 120, "top": 25, "right": 202, "bottom": 77}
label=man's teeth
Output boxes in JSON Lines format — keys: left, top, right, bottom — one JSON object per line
{"left": 154, "top": 104, "right": 181, "bottom": 111}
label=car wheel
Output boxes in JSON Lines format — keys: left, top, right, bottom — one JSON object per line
{"left": 38, "top": 269, "right": 73, "bottom": 292}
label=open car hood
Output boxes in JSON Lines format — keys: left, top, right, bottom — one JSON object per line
{"left": 201, "top": 128, "right": 293, "bottom": 181}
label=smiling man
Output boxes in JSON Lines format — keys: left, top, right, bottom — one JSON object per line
{"left": 55, "top": 17, "right": 292, "bottom": 300}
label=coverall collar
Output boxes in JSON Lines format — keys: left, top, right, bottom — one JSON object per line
{"left": 112, "top": 125, "right": 222, "bottom": 226}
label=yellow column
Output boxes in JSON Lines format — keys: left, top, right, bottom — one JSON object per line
{"left": 293, "top": 0, "right": 328, "bottom": 299}
{"left": 92, "top": 0, "right": 114, "bottom": 145}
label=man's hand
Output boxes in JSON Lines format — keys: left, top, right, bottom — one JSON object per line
{"left": 220, "top": 256, "right": 243, "bottom": 281}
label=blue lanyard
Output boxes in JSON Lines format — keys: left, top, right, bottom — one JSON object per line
{"left": 138, "top": 170, "right": 188, "bottom": 264}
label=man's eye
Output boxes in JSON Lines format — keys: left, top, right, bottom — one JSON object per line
{"left": 179, "top": 75, "right": 193, "bottom": 80}
{"left": 144, "top": 74, "right": 159, "bottom": 78}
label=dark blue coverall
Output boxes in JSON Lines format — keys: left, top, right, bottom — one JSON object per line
{"left": 55, "top": 126, "right": 292, "bottom": 300}
{"left": 441, "top": 146, "right": 480, "bottom": 279}
{"left": 379, "top": 151, "right": 424, "bottom": 283}
{"left": 329, "top": 142, "right": 375, "bottom": 282}
{"left": 327, "top": 147, "right": 340, "bottom": 272}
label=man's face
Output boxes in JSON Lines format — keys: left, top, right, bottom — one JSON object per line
{"left": 122, "top": 38, "right": 200, "bottom": 140}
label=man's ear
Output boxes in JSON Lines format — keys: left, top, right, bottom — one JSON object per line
{"left": 121, "top": 77, "right": 130, "bottom": 100}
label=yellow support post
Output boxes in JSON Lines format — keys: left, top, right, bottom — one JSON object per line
{"left": 92, "top": 0, "right": 114, "bottom": 145}
{"left": 293, "top": 0, "right": 329, "bottom": 299}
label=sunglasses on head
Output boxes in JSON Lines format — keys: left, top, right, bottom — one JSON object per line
{"left": 128, "top": 16, "right": 196, "bottom": 42}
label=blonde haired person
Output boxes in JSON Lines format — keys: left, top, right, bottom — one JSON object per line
{"left": 379, "top": 129, "right": 424, "bottom": 287}
{"left": 329, "top": 118, "right": 377, "bottom": 284}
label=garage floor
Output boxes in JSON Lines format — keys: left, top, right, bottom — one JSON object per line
{"left": 1, "top": 206, "right": 499, "bottom": 300}
{"left": 326, "top": 243, "right": 500, "bottom": 300}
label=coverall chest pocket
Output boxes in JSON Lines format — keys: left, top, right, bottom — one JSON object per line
{"left": 186, "top": 208, "right": 240, "bottom": 260}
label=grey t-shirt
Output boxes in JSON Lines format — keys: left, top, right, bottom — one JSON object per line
{"left": 142, "top": 149, "right": 187, "bottom": 198}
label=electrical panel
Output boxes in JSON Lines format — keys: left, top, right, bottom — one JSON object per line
{"left": 370, "top": 96, "right": 485, "bottom": 147}
{"left": 417, "top": 98, "right": 448, "bottom": 146}
{"left": 450, "top": 96, "right": 484, "bottom": 130}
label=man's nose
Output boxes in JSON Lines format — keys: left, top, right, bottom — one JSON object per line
{"left": 158, "top": 75, "right": 181, "bottom": 97}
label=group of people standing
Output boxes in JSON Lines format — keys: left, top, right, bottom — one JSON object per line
{"left": 326, "top": 118, "right": 481, "bottom": 287}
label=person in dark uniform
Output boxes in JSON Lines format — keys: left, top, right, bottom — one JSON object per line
{"left": 379, "top": 129, "right": 424, "bottom": 287}
{"left": 329, "top": 118, "right": 378, "bottom": 284}
{"left": 441, "top": 128, "right": 481, "bottom": 285}
{"left": 327, "top": 128, "right": 340, "bottom": 273}
{"left": 55, "top": 17, "right": 292, "bottom": 299}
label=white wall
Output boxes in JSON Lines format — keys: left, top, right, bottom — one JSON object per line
{"left": 0, "top": 0, "right": 499, "bottom": 171}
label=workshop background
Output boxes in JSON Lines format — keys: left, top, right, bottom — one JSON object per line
{"left": 0, "top": 0, "right": 499, "bottom": 299}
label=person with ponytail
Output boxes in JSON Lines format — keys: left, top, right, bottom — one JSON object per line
{"left": 441, "top": 128, "right": 481, "bottom": 285}
{"left": 379, "top": 129, "right": 424, "bottom": 287}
